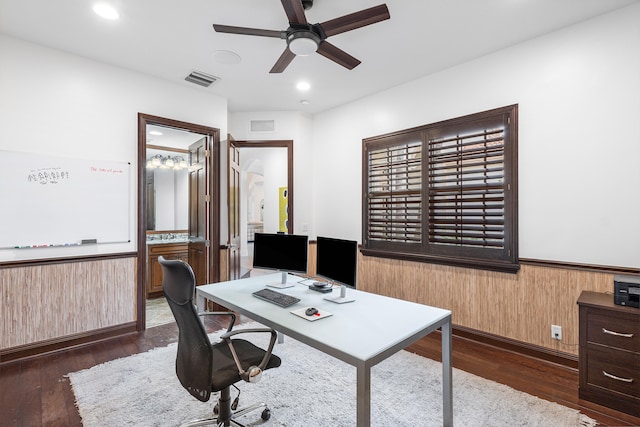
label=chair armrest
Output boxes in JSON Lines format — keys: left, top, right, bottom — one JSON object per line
{"left": 198, "top": 311, "right": 236, "bottom": 333}
{"left": 221, "top": 328, "right": 279, "bottom": 376}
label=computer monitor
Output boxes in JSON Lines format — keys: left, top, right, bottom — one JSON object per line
{"left": 316, "top": 236, "right": 358, "bottom": 303}
{"left": 252, "top": 232, "right": 308, "bottom": 288}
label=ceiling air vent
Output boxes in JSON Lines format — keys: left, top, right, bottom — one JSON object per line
{"left": 250, "top": 120, "right": 275, "bottom": 132}
{"left": 185, "top": 71, "right": 218, "bottom": 87}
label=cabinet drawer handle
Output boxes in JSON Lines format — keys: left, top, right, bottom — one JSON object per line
{"left": 601, "top": 328, "right": 634, "bottom": 338}
{"left": 602, "top": 370, "right": 634, "bottom": 383}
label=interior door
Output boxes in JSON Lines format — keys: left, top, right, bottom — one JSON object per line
{"left": 188, "top": 137, "right": 209, "bottom": 285}
{"left": 228, "top": 136, "right": 242, "bottom": 280}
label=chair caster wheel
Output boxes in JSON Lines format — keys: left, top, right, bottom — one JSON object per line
{"left": 261, "top": 408, "right": 271, "bottom": 421}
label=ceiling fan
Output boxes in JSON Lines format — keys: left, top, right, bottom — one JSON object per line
{"left": 212, "top": 0, "right": 390, "bottom": 73}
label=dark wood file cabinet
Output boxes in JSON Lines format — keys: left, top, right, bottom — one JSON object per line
{"left": 577, "top": 291, "right": 639, "bottom": 417}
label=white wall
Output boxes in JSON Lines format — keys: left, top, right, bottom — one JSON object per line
{"left": 0, "top": 35, "right": 227, "bottom": 261}
{"left": 311, "top": 4, "right": 640, "bottom": 268}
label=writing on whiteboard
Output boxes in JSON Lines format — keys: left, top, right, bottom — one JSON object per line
{"left": 90, "top": 166, "right": 125, "bottom": 174}
{"left": 27, "top": 168, "right": 71, "bottom": 185}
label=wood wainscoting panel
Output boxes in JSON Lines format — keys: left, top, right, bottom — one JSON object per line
{"left": 219, "top": 247, "right": 229, "bottom": 282}
{"left": 357, "top": 254, "right": 613, "bottom": 356}
{"left": 308, "top": 241, "right": 317, "bottom": 277}
{"left": 1, "top": 257, "right": 136, "bottom": 350}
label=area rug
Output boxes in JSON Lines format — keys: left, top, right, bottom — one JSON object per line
{"left": 68, "top": 323, "right": 597, "bottom": 427}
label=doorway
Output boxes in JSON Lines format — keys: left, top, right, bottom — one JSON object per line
{"left": 137, "top": 113, "right": 220, "bottom": 331}
{"left": 228, "top": 140, "right": 293, "bottom": 280}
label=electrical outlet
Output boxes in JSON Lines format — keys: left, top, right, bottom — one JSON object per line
{"left": 551, "top": 325, "right": 562, "bottom": 341}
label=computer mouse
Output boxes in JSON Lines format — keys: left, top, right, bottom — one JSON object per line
{"left": 305, "top": 307, "right": 319, "bottom": 316}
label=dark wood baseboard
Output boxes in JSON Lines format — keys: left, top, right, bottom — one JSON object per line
{"left": 407, "top": 324, "right": 578, "bottom": 369}
{"left": 453, "top": 324, "right": 578, "bottom": 369}
{"left": 0, "top": 322, "right": 138, "bottom": 365}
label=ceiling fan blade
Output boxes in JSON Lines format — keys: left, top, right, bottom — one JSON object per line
{"left": 280, "top": 0, "right": 307, "bottom": 25}
{"left": 213, "top": 24, "right": 284, "bottom": 39}
{"left": 269, "top": 48, "right": 296, "bottom": 73}
{"left": 319, "top": 4, "right": 390, "bottom": 38}
{"left": 317, "top": 41, "right": 361, "bottom": 70}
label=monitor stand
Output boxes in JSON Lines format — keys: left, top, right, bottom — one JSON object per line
{"left": 324, "top": 285, "right": 355, "bottom": 304}
{"left": 267, "top": 272, "right": 295, "bottom": 289}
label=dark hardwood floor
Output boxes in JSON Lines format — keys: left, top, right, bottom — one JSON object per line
{"left": 2, "top": 317, "right": 639, "bottom": 427}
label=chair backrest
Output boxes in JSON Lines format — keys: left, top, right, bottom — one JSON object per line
{"left": 159, "top": 256, "right": 213, "bottom": 402}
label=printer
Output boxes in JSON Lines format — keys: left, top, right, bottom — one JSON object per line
{"left": 614, "top": 274, "right": 640, "bottom": 308}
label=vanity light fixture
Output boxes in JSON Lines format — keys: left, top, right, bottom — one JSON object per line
{"left": 146, "top": 155, "right": 188, "bottom": 170}
{"left": 150, "top": 154, "right": 163, "bottom": 167}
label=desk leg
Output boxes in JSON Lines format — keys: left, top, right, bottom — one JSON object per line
{"left": 442, "top": 318, "right": 453, "bottom": 427}
{"left": 356, "top": 365, "right": 371, "bottom": 427}
{"left": 196, "top": 294, "right": 205, "bottom": 313}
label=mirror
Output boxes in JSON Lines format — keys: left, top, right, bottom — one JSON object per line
{"left": 145, "top": 125, "right": 206, "bottom": 233}
{"left": 145, "top": 147, "right": 189, "bottom": 231}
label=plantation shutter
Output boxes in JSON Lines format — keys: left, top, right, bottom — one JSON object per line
{"left": 427, "top": 127, "right": 505, "bottom": 249}
{"left": 366, "top": 139, "right": 422, "bottom": 245}
{"left": 362, "top": 105, "right": 518, "bottom": 272}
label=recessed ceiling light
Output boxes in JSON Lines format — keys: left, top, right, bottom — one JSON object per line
{"left": 149, "top": 130, "right": 163, "bottom": 136}
{"left": 296, "top": 81, "right": 311, "bottom": 91}
{"left": 93, "top": 3, "right": 119, "bottom": 20}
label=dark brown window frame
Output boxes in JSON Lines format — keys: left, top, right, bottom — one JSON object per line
{"left": 362, "top": 105, "right": 519, "bottom": 273}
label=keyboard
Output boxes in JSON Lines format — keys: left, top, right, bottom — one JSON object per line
{"left": 252, "top": 288, "right": 300, "bottom": 308}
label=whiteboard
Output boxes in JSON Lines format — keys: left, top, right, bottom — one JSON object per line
{"left": 0, "top": 150, "right": 131, "bottom": 249}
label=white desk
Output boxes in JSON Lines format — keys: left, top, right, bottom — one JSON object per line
{"left": 196, "top": 273, "right": 453, "bottom": 427}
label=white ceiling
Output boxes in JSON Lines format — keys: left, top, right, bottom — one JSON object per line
{"left": 1, "top": 0, "right": 638, "bottom": 115}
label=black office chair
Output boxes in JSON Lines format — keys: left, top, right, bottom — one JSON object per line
{"left": 159, "top": 256, "right": 281, "bottom": 427}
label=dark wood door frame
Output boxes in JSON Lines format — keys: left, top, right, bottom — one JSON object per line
{"left": 232, "top": 140, "right": 294, "bottom": 234}
{"left": 137, "top": 113, "right": 220, "bottom": 331}
{"left": 228, "top": 136, "right": 241, "bottom": 280}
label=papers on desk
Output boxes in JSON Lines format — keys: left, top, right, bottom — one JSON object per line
{"left": 291, "top": 307, "right": 333, "bottom": 322}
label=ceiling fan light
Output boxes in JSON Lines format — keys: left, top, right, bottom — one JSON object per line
{"left": 287, "top": 32, "right": 319, "bottom": 56}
